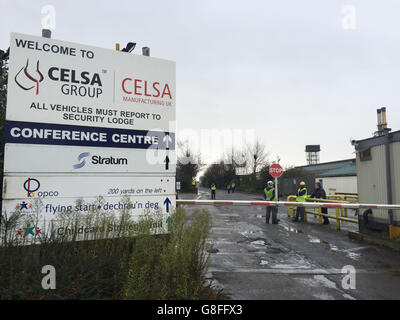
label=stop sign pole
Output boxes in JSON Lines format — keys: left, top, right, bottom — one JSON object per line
{"left": 269, "top": 163, "right": 283, "bottom": 200}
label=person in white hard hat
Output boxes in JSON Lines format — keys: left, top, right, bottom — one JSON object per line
{"left": 264, "top": 180, "right": 279, "bottom": 224}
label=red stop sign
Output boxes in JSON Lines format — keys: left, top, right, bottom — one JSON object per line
{"left": 269, "top": 163, "right": 283, "bottom": 178}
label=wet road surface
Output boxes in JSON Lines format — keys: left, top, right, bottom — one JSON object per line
{"left": 180, "top": 188, "right": 400, "bottom": 300}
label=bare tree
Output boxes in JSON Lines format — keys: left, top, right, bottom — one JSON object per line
{"left": 222, "top": 147, "right": 246, "bottom": 167}
{"left": 247, "top": 140, "right": 269, "bottom": 180}
{"left": 176, "top": 140, "right": 203, "bottom": 192}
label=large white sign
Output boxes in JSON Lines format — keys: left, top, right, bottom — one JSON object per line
{"left": 4, "top": 144, "right": 176, "bottom": 173}
{"left": 2, "top": 196, "right": 175, "bottom": 243}
{"left": 6, "top": 213, "right": 171, "bottom": 244}
{"left": 2, "top": 175, "right": 176, "bottom": 200}
{"left": 2, "top": 195, "right": 176, "bottom": 219}
{"left": 2, "top": 33, "right": 176, "bottom": 242}
{"left": 6, "top": 33, "right": 175, "bottom": 132}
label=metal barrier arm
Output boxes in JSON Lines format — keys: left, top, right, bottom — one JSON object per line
{"left": 176, "top": 199, "right": 400, "bottom": 210}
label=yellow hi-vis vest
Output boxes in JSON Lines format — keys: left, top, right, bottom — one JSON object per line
{"left": 296, "top": 187, "right": 307, "bottom": 202}
{"left": 211, "top": 185, "right": 216, "bottom": 191}
{"left": 264, "top": 187, "right": 275, "bottom": 201}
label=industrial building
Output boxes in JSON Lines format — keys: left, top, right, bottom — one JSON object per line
{"left": 280, "top": 158, "right": 356, "bottom": 196}
{"left": 281, "top": 144, "right": 357, "bottom": 196}
{"left": 315, "top": 161, "right": 357, "bottom": 195}
{"left": 352, "top": 107, "right": 400, "bottom": 232}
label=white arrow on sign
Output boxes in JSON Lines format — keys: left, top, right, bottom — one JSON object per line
{"left": 163, "top": 133, "right": 172, "bottom": 149}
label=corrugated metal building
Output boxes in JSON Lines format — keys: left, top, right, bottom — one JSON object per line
{"left": 353, "top": 128, "right": 400, "bottom": 231}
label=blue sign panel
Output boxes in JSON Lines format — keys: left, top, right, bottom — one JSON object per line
{"left": 5, "top": 121, "right": 175, "bottom": 150}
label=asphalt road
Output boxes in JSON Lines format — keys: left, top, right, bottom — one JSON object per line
{"left": 179, "top": 188, "right": 400, "bottom": 300}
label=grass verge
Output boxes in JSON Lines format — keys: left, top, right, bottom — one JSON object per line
{"left": 0, "top": 206, "right": 227, "bottom": 300}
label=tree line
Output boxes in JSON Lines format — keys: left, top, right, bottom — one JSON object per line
{"left": 176, "top": 138, "right": 307, "bottom": 195}
{"left": 200, "top": 139, "right": 274, "bottom": 193}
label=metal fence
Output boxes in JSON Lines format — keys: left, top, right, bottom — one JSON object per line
{"left": 176, "top": 197, "right": 400, "bottom": 231}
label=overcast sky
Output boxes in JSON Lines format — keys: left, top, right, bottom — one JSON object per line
{"left": 1, "top": 0, "right": 399, "bottom": 167}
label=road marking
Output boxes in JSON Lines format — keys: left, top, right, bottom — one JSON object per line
{"left": 209, "top": 268, "right": 396, "bottom": 275}
{"left": 211, "top": 228, "right": 234, "bottom": 234}
{"left": 212, "top": 252, "right": 265, "bottom": 256}
{"left": 342, "top": 246, "right": 370, "bottom": 252}
{"left": 209, "top": 240, "right": 238, "bottom": 244}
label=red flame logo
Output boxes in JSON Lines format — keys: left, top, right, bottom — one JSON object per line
{"left": 14, "top": 59, "right": 44, "bottom": 95}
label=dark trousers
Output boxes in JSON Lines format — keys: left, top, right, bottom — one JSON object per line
{"left": 211, "top": 190, "right": 216, "bottom": 199}
{"left": 321, "top": 207, "right": 329, "bottom": 223}
{"left": 295, "top": 207, "right": 305, "bottom": 221}
{"left": 232, "top": 187, "right": 235, "bottom": 193}
{"left": 266, "top": 207, "right": 278, "bottom": 223}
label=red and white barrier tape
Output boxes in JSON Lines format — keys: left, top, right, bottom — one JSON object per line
{"left": 176, "top": 199, "right": 400, "bottom": 210}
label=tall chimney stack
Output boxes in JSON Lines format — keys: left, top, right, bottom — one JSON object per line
{"left": 381, "top": 107, "right": 388, "bottom": 129}
{"left": 377, "top": 108, "right": 382, "bottom": 133}
{"left": 375, "top": 107, "right": 391, "bottom": 136}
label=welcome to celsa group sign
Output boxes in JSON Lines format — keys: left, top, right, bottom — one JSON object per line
{"left": 2, "top": 33, "right": 176, "bottom": 242}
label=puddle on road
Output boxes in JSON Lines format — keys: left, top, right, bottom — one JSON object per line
{"left": 308, "top": 235, "right": 329, "bottom": 244}
{"left": 330, "top": 244, "right": 339, "bottom": 252}
{"left": 296, "top": 275, "right": 356, "bottom": 300}
{"left": 238, "top": 236, "right": 269, "bottom": 245}
{"left": 282, "top": 225, "right": 303, "bottom": 233}
{"left": 346, "top": 252, "right": 361, "bottom": 260}
{"left": 237, "top": 227, "right": 265, "bottom": 240}
{"left": 307, "top": 235, "right": 361, "bottom": 261}
{"left": 313, "top": 275, "right": 337, "bottom": 289}
{"left": 251, "top": 240, "right": 266, "bottom": 246}
{"left": 238, "top": 231, "right": 269, "bottom": 243}
{"left": 258, "top": 252, "right": 314, "bottom": 270}
{"left": 330, "top": 245, "right": 362, "bottom": 261}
